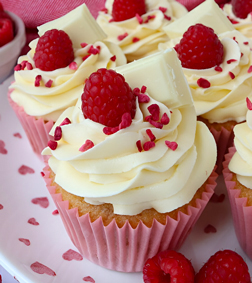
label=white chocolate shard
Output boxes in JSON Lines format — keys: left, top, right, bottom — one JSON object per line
{"left": 115, "top": 48, "right": 193, "bottom": 109}
{"left": 37, "top": 4, "right": 107, "bottom": 48}
{"left": 163, "top": 0, "right": 234, "bottom": 39}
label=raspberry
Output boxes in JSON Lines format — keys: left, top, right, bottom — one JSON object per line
{"left": 112, "top": 0, "right": 146, "bottom": 22}
{"left": 34, "top": 29, "right": 74, "bottom": 71}
{"left": 0, "top": 18, "right": 13, "bottom": 47}
{"left": 143, "top": 250, "right": 195, "bottom": 283}
{"left": 174, "top": 24, "right": 224, "bottom": 69}
{"left": 195, "top": 250, "right": 251, "bottom": 283}
{"left": 231, "top": 0, "right": 252, "bottom": 19}
{"left": 81, "top": 68, "right": 136, "bottom": 127}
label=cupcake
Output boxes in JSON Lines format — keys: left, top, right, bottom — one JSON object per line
{"left": 222, "top": 0, "right": 252, "bottom": 39}
{"left": 42, "top": 48, "right": 217, "bottom": 272}
{"left": 96, "top": 0, "right": 187, "bottom": 62}
{"left": 8, "top": 3, "right": 126, "bottom": 160}
{"left": 223, "top": 97, "right": 252, "bottom": 260}
{"left": 160, "top": 0, "right": 252, "bottom": 173}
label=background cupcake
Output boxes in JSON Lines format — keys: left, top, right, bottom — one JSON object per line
{"left": 96, "top": 0, "right": 187, "bottom": 62}
{"left": 223, "top": 97, "right": 252, "bottom": 260}
{"left": 8, "top": 3, "right": 126, "bottom": 160}
{"left": 42, "top": 49, "right": 217, "bottom": 272}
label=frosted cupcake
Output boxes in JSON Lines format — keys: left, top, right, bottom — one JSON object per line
{"left": 161, "top": 0, "right": 252, "bottom": 172}
{"left": 42, "top": 49, "right": 217, "bottom": 272}
{"left": 223, "top": 97, "right": 252, "bottom": 260}
{"left": 8, "top": 4, "right": 126, "bottom": 160}
{"left": 96, "top": 0, "right": 187, "bottom": 62}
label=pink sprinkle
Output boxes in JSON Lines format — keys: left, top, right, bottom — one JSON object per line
{"left": 19, "top": 238, "right": 30, "bottom": 246}
{"left": 81, "top": 42, "right": 88, "bottom": 48}
{"left": 83, "top": 54, "right": 91, "bottom": 61}
{"left": 145, "top": 115, "right": 152, "bottom": 122}
{"left": 26, "top": 62, "right": 33, "bottom": 70}
{"left": 0, "top": 140, "right": 7, "bottom": 154}
{"left": 197, "top": 78, "right": 210, "bottom": 88}
{"left": 79, "top": 140, "right": 94, "bottom": 152}
{"left": 69, "top": 62, "right": 78, "bottom": 70}
{"left": 161, "top": 113, "right": 170, "bottom": 125}
{"left": 48, "top": 140, "right": 58, "bottom": 150}
{"left": 45, "top": 79, "right": 53, "bottom": 88}
{"left": 164, "top": 14, "right": 171, "bottom": 21}
{"left": 31, "top": 197, "right": 49, "bottom": 208}
{"left": 248, "top": 66, "right": 252, "bottom": 73}
{"left": 214, "top": 66, "right": 222, "bottom": 72}
{"left": 83, "top": 276, "right": 95, "bottom": 283}
{"left": 204, "top": 224, "right": 217, "bottom": 233}
{"left": 133, "top": 87, "right": 140, "bottom": 94}
{"left": 132, "top": 37, "right": 140, "bottom": 43}
{"left": 165, "top": 141, "right": 178, "bottom": 151}
{"left": 143, "top": 141, "right": 155, "bottom": 151}
{"left": 148, "top": 104, "right": 160, "bottom": 121}
{"left": 109, "top": 18, "right": 114, "bottom": 23}
{"left": 34, "top": 75, "right": 42, "bottom": 87}
{"left": 246, "top": 97, "right": 252, "bottom": 110}
{"left": 146, "top": 129, "right": 156, "bottom": 141}
{"left": 63, "top": 249, "right": 83, "bottom": 261}
{"left": 138, "top": 93, "right": 150, "bottom": 103}
{"left": 14, "top": 64, "right": 21, "bottom": 71}
{"left": 118, "top": 32, "right": 128, "bottom": 41}
{"left": 30, "top": 262, "right": 56, "bottom": 276}
{"left": 20, "top": 60, "right": 28, "bottom": 69}
{"left": 136, "top": 140, "right": 142, "bottom": 152}
{"left": 149, "top": 119, "right": 163, "bottom": 129}
{"left": 54, "top": 126, "right": 62, "bottom": 141}
{"left": 18, "top": 165, "right": 35, "bottom": 175}
{"left": 141, "top": 85, "right": 147, "bottom": 93}
{"left": 101, "top": 7, "right": 108, "bottom": 13}
{"left": 229, "top": 71, "right": 235, "bottom": 79}
{"left": 119, "top": 112, "right": 132, "bottom": 130}
{"left": 103, "top": 126, "right": 119, "bottom": 135}
{"left": 60, "top": 117, "right": 71, "bottom": 126}
{"left": 136, "top": 13, "right": 143, "bottom": 24}
{"left": 159, "top": 6, "right": 167, "bottom": 13}
{"left": 227, "top": 59, "right": 237, "bottom": 64}
{"left": 40, "top": 171, "right": 45, "bottom": 177}
{"left": 28, "top": 218, "right": 39, "bottom": 226}
{"left": 52, "top": 209, "right": 59, "bottom": 215}
{"left": 110, "top": 55, "right": 116, "bottom": 62}
{"left": 244, "top": 41, "right": 249, "bottom": 45}
{"left": 88, "top": 45, "right": 100, "bottom": 55}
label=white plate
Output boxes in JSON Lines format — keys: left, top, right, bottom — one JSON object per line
{"left": 1, "top": 76, "right": 252, "bottom": 283}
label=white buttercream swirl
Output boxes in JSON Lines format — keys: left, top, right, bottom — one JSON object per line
{"left": 229, "top": 108, "right": 252, "bottom": 189}
{"left": 9, "top": 39, "right": 126, "bottom": 121}
{"left": 43, "top": 93, "right": 216, "bottom": 216}
{"left": 223, "top": 4, "right": 252, "bottom": 39}
{"left": 160, "top": 29, "right": 252, "bottom": 123}
{"left": 96, "top": 0, "right": 187, "bottom": 61}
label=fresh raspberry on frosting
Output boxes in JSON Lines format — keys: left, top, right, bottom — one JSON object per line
{"left": 231, "top": 0, "right": 252, "bottom": 19}
{"left": 81, "top": 68, "right": 136, "bottom": 127}
{"left": 112, "top": 0, "right": 146, "bottom": 22}
{"left": 34, "top": 29, "right": 74, "bottom": 71}
{"left": 143, "top": 250, "right": 195, "bottom": 283}
{"left": 174, "top": 24, "right": 224, "bottom": 69}
{"left": 195, "top": 249, "right": 251, "bottom": 283}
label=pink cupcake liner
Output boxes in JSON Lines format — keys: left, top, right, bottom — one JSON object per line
{"left": 43, "top": 165, "right": 217, "bottom": 272}
{"left": 223, "top": 147, "right": 252, "bottom": 260}
{"left": 208, "top": 124, "right": 235, "bottom": 174}
{"left": 8, "top": 90, "right": 54, "bottom": 161}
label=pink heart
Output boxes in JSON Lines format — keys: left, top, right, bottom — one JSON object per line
{"left": 83, "top": 276, "right": 95, "bottom": 282}
{"left": 30, "top": 262, "right": 56, "bottom": 276}
{"left": 18, "top": 165, "right": 35, "bottom": 175}
{"left": 0, "top": 140, "right": 7, "bottom": 154}
{"left": 28, "top": 218, "right": 39, "bottom": 226}
{"left": 62, "top": 249, "right": 83, "bottom": 261}
{"left": 204, "top": 224, "right": 217, "bottom": 234}
{"left": 31, "top": 197, "right": 49, "bottom": 208}
{"left": 19, "top": 238, "right": 30, "bottom": 246}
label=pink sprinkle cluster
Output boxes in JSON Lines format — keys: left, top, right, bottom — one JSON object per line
{"left": 82, "top": 45, "right": 101, "bottom": 61}
{"left": 14, "top": 60, "right": 33, "bottom": 71}
{"left": 146, "top": 103, "right": 170, "bottom": 129}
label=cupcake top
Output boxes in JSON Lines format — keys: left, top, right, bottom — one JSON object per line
{"left": 96, "top": 0, "right": 187, "bottom": 62}
{"left": 228, "top": 98, "right": 252, "bottom": 189}
{"left": 161, "top": 0, "right": 252, "bottom": 123}
{"left": 43, "top": 49, "right": 216, "bottom": 216}
{"left": 9, "top": 4, "right": 126, "bottom": 122}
